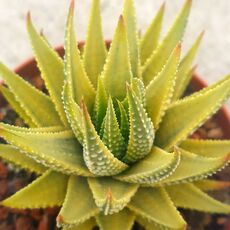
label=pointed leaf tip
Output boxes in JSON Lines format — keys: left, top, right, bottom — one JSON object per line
{"left": 26, "top": 11, "right": 31, "bottom": 23}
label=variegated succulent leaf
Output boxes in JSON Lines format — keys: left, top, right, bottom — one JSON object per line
{"left": 0, "top": 0, "right": 230, "bottom": 229}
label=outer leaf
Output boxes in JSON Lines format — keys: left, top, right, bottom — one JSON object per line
{"left": 116, "top": 147, "right": 180, "bottom": 184}
{"left": 123, "top": 0, "right": 140, "bottom": 78}
{"left": 122, "top": 87, "right": 154, "bottom": 164}
{"left": 2, "top": 170, "right": 68, "bottom": 209}
{"left": 0, "top": 85, "right": 35, "bottom": 127}
{"left": 0, "top": 62, "right": 61, "bottom": 127}
{"left": 172, "top": 31, "right": 204, "bottom": 100}
{"left": 193, "top": 179, "right": 230, "bottom": 191}
{"left": 82, "top": 102, "right": 128, "bottom": 176}
{"left": 0, "top": 144, "right": 47, "bottom": 174}
{"left": 155, "top": 74, "right": 230, "bottom": 150}
{"left": 142, "top": 0, "right": 192, "bottom": 85}
{"left": 166, "top": 183, "right": 230, "bottom": 213}
{"left": 102, "top": 98, "right": 126, "bottom": 159}
{"left": 0, "top": 123, "right": 92, "bottom": 176}
{"left": 140, "top": 3, "right": 165, "bottom": 65}
{"left": 94, "top": 78, "right": 108, "bottom": 131}
{"left": 96, "top": 209, "right": 135, "bottom": 230}
{"left": 63, "top": 83, "right": 84, "bottom": 144}
{"left": 180, "top": 139, "right": 230, "bottom": 157}
{"left": 146, "top": 45, "right": 181, "bottom": 129}
{"left": 83, "top": 0, "right": 107, "bottom": 87}
{"left": 102, "top": 16, "right": 133, "bottom": 99}
{"left": 63, "top": 219, "right": 96, "bottom": 230}
{"left": 88, "top": 177, "right": 138, "bottom": 214}
{"left": 136, "top": 216, "right": 169, "bottom": 230}
{"left": 157, "top": 148, "right": 230, "bottom": 185}
{"left": 57, "top": 176, "right": 99, "bottom": 228}
{"left": 128, "top": 187, "right": 186, "bottom": 229}
{"left": 27, "top": 14, "right": 68, "bottom": 126}
{"left": 65, "top": 1, "right": 95, "bottom": 109}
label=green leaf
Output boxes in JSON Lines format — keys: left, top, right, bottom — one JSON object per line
{"left": 166, "top": 183, "right": 230, "bottom": 214}
{"left": 128, "top": 187, "right": 186, "bottom": 229}
{"left": 2, "top": 170, "right": 68, "bottom": 209}
{"left": 88, "top": 177, "right": 138, "bottom": 215}
{"left": 155, "top": 74, "right": 230, "bottom": 150}
{"left": 82, "top": 102, "right": 128, "bottom": 176}
{"left": 136, "top": 216, "right": 169, "bottom": 230}
{"left": 123, "top": 0, "right": 140, "bottom": 78}
{"left": 94, "top": 78, "right": 108, "bottom": 131}
{"left": 65, "top": 1, "right": 95, "bottom": 109}
{"left": 117, "top": 100, "right": 129, "bottom": 142}
{"left": 180, "top": 139, "right": 230, "bottom": 157}
{"left": 63, "top": 82, "right": 84, "bottom": 144}
{"left": 96, "top": 209, "right": 135, "bottom": 230}
{"left": 142, "top": 0, "right": 192, "bottom": 85}
{"left": 140, "top": 3, "right": 165, "bottom": 65}
{"left": 0, "top": 85, "right": 36, "bottom": 127}
{"left": 0, "top": 62, "right": 61, "bottom": 127}
{"left": 0, "top": 123, "right": 92, "bottom": 176}
{"left": 0, "top": 144, "right": 47, "bottom": 174}
{"left": 116, "top": 147, "right": 180, "bottom": 184}
{"left": 63, "top": 219, "right": 96, "bottom": 230}
{"left": 172, "top": 31, "right": 204, "bottom": 100}
{"left": 146, "top": 45, "right": 181, "bottom": 129}
{"left": 102, "top": 98, "right": 126, "bottom": 159}
{"left": 57, "top": 176, "right": 99, "bottom": 228}
{"left": 83, "top": 0, "right": 107, "bottom": 87}
{"left": 193, "top": 179, "right": 230, "bottom": 191}
{"left": 27, "top": 14, "right": 68, "bottom": 126}
{"left": 102, "top": 16, "right": 133, "bottom": 99}
{"left": 157, "top": 148, "right": 230, "bottom": 185}
{"left": 122, "top": 87, "right": 154, "bottom": 164}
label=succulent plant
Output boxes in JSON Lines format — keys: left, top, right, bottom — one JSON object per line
{"left": 0, "top": 0, "right": 230, "bottom": 229}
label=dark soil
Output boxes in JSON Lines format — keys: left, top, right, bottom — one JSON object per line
{"left": 0, "top": 82, "right": 229, "bottom": 230}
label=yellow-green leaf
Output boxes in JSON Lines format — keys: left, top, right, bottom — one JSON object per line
{"left": 166, "top": 183, "right": 230, "bottom": 214}
{"left": 2, "top": 170, "right": 68, "bottom": 209}
{"left": 65, "top": 1, "right": 95, "bottom": 109}
{"left": 116, "top": 147, "right": 180, "bottom": 184}
{"left": 172, "top": 31, "right": 204, "bottom": 100}
{"left": 63, "top": 82, "right": 84, "bottom": 144}
{"left": 57, "top": 176, "right": 99, "bottom": 228}
{"left": 63, "top": 219, "right": 96, "bottom": 230}
{"left": 0, "top": 144, "right": 47, "bottom": 174}
{"left": 142, "top": 0, "right": 192, "bottom": 85}
{"left": 122, "top": 87, "right": 154, "bottom": 164}
{"left": 0, "top": 62, "right": 61, "bottom": 127}
{"left": 180, "top": 139, "right": 230, "bottom": 157}
{"left": 140, "top": 3, "right": 165, "bottom": 65}
{"left": 123, "top": 0, "right": 140, "bottom": 78}
{"left": 155, "top": 74, "right": 230, "bottom": 150}
{"left": 146, "top": 45, "right": 181, "bottom": 129}
{"left": 157, "top": 148, "right": 230, "bottom": 185}
{"left": 0, "top": 85, "right": 36, "bottom": 127}
{"left": 88, "top": 177, "right": 138, "bottom": 215}
{"left": 96, "top": 209, "right": 135, "bottom": 230}
{"left": 193, "top": 179, "right": 230, "bottom": 191}
{"left": 136, "top": 216, "right": 169, "bottom": 230}
{"left": 128, "top": 187, "right": 186, "bottom": 229}
{"left": 27, "top": 14, "right": 68, "bottom": 126}
{"left": 82, "top": 102, "right": 128, "bottom": 176}
{"left": 0, "top": 123, "right": 92, "bottom": 176}
{"left": 83, "top": 0, "right": 107, "bottom": 87}
{"left": 102, "top": 16, "right": 132, "bottom": 99}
